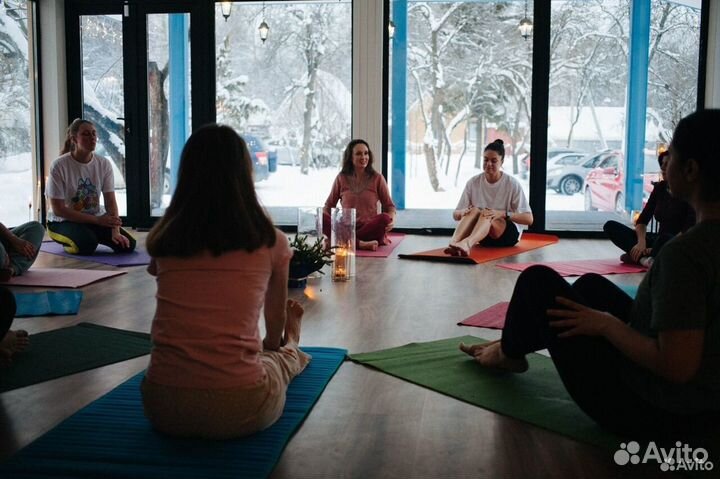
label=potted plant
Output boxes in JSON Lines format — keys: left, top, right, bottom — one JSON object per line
{"left": 288, "top": 234, "right": 333, "bottom": 288}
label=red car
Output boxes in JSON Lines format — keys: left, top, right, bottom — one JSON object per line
{"left": 583, "top": 150, "right": 660, "bottom": 212}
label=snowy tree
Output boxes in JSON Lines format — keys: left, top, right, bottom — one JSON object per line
{"left": 215, "top": 3, "right": 351, "bottom": 173}
{"left": 0, "top": 1, "right": 30, "bottom": 159}
{"left": 216, "top": 33, "right": 269, "bottom": 129}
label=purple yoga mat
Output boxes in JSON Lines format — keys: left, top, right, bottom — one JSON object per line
{"left": 41, "top": 242, "right": 151, "bottom": 267}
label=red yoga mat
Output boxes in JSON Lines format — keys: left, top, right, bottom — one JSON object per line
{"left": 356, "top": 233, "right": 406, "bottom": 258}
{"left": 458, "top": 302, "right": 509, "bottom": 329}
{"left": 398, "top": 233, "right": 559, "bottom": 264}
{"left": 496, "top": 259, "right": 647, "bottom": 277}
{"left": 0, "top": 268, "right": 127, "bottom": 288}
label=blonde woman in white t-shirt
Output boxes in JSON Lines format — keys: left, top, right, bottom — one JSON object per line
{"left": 446, "top": 139, "right": 533, "bottom": 256}
{"left": 46, "top": 119, "right": 136, "bottom": 255}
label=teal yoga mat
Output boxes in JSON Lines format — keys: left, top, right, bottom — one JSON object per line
{"left": 349, "top": 336, "right": 622, "bottom": 450}
{"left": 13, "top": 290, "right": 83, "bottom": 317}
{"left": 0, "top": 347, "right": 346, "bottom": 479}
{"left": 0, "top": 322, "right": 151, "bottom": 393}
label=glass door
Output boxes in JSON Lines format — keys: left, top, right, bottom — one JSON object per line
{"left": 66, "top": 1, "right": 202, "bottom": 228}
{"left": 77, "top": 13, "right": 127, "bottom": 216}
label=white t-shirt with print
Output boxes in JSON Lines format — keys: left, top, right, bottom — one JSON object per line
{"left": 455, "top": 173, "right": 531, "bottom": 214}
{"left": 46, "top": 152, "right": 115, "bottom": 222}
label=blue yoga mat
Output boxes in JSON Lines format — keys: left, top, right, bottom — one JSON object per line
{"left": 13, "top": 290, "right": 83, "bottom": 317}
{"left": 0, "top": 347, "right": 346, "bottom": 479}
{"left": 617, "top": 284, "right": 639, "bottom": 298}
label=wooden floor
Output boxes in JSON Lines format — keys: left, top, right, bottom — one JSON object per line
{"left": 0, "top": 234, "right": 677, "bottom": 478}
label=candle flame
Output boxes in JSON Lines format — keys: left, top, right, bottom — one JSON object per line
{"left": 303, "top": 286, "right": 316, "bottom": 300}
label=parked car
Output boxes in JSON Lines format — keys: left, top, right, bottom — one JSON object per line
{"left": 520, "top": 147, "right": 584, "bottom": 180}
{"left": 243, "top": 134, "right": 272, "bottom": 181}
{"left": 583, "top": 150, "right": 660, "bottom": 212}
{"left": 545, "top": 151, "right": 591, "bottom": 195}
{"left": 268, "top": 141, "right": 299, "bottom": 166}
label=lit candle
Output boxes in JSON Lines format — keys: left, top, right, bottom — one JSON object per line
{"left": 333, "top": 247, "right": 348, "bottom": 282}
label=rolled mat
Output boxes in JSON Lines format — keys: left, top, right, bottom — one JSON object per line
{"left": 13, "top": 290, "right": 83, "bottom": 317}
{"left": 349, "top": 336, "right": 621, "bottom": 450}
{"left": 41, "top": 241, "right": 152, "bottom": 267}
{"left": 398, "top": 233, "right": 559, "bottom": 264}
{"left": 0, "top": 322, "right": 151, "bottom": 393}
{"left": 0, "top": 347, "right": 347, "bottom": 479}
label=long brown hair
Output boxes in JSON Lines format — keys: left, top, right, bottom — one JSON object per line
{"left": 61, "top": 119, "right": 94, "bottom": 154}
{"left": 340, "top": 139, "right": 377, "bottom": 177}
{"left": 146, "top": 124, "right": 276, "bottom": 257}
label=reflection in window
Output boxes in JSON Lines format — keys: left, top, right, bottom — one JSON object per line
{"left": 215, "top": 1, "right": 352, "bottom": 209}
{"left": 0, "top": 1, "right": 35, "bottom": 226}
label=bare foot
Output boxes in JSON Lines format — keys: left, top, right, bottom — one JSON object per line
{"left": 459, "top": 340, "right": 500, "bottom": 357}
{"left": 471, "top": 341, "right": 528, "bottom": 373}
{"left": 358, "top": 240, "right": 379, "bottom": 251}
{"left": 283, "top": 300, "right": 304, "bottom": 346}
{"left": 450, "top": 240, "right": 472, "bottom": 257}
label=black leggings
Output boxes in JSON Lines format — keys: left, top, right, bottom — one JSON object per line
{"left": 48, "top": 221, "right": 136, "bottom": 256}
{"left": 0, "top": 286, "right": 16, "bottom": 340}
{"left": 501, "top": 265, "right": 716, "bottom": 438}
{"left": 603, "top": 220, "right": 673, "bottom": 258}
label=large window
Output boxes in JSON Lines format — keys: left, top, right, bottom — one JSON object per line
{"left": 1, "top": 0, "right": 35, "bottom": 227}
{"left": 215, "top": 1, "right": 352, "bottom": 214}
{"left": 79, "top": 14, "right": 127, "bottom": 215}
{"left": 545, "top": 0, "right": 702, "bottom": 231}
{"left": 388, "top": 1, "right": 533, "bottom": 228}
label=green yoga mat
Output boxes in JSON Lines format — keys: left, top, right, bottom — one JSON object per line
{"left": 0, "top": 322, "right": 151, "bottom": 393}
{"left": 349, "top": 335, "right": 622, "bottom": 450}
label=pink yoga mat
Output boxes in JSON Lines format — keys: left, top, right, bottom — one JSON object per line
{"left": 496, "top": 259, "right": 647, "bottom": 277}
{"left": 41, "top": 242, "right": 151, "bottom": 267}
{"left": 0, "top": 268, "right": 127, "bottom": 288}
{"left": 356, "top": 233, "right": 406, "bottom": 258}
{"left": 458, "top": 302, "right": 509, "bottom": 329}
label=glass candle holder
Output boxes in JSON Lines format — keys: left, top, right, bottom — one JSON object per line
{"left": 331, "top": 207, "right": 355, "bottom": 281}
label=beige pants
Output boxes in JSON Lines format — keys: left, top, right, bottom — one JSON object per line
{"left": 141, "top": 346, "right": 311, "bottom": 439}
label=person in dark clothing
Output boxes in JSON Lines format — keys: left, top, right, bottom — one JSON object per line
{"left": 461, "top": 110, "right": 720, "bottom": 438}
{"left": 603, "top": 150, "right": 695, "bottom": 267}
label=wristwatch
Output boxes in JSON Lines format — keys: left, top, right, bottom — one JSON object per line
{"left": 505, "top": 211, "right": 512, "bottom": 221}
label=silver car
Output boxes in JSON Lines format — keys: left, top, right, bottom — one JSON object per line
{"left": 545, "top": 152, "right": 597, "bottom": 195}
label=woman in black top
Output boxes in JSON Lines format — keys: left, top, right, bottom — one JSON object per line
{"left": 603, "top": 151, "right": 695, "bottom": 266}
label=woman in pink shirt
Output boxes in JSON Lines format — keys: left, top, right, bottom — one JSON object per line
{"left": 141, "top": 124, "right": 310, "bottom": 439}
{"left": 323, "top": 139, "right": 397, "bottom": 250}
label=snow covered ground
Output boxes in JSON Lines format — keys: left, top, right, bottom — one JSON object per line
{"left": 1, "top": 151, "right": 584, "bottom": 228}
{"left": 254, "top": 153, "right": 584, "bottom": 213}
